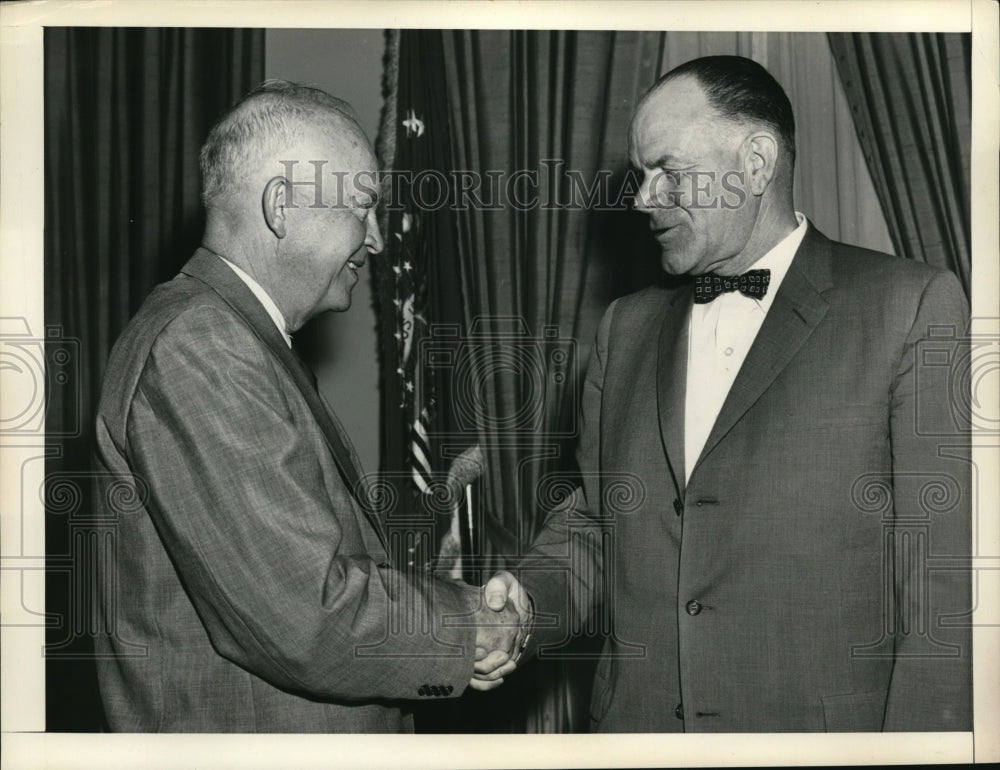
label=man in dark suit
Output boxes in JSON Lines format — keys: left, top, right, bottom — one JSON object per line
{"left": 486, "top": 56, "right": 972, "bottom": 732}
{"left": 93, "top": 81, "right": 524, "bottom": 732}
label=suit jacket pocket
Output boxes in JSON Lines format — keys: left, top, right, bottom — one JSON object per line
{"left": 589, "top": 653, "right": 617, "bottom": 729}
{"left": 821, "top": 689, "right": 888, "bottom": 732}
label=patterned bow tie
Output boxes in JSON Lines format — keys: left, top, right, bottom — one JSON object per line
{"left": 693, "top": 269, "right": 771, "bottom": 304}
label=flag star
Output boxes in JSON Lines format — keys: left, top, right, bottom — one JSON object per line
{"left": 392, "top": 298, "right": 401, "bottom": 307}
{"left": 402, "top": 109, "right": 425, "bottom": 138}
{"left": 393, "top": 265, "right": 402, "bottom": 275}
{"left": 403, "top": 261, "right": 413, "bottom": 272}
{"left": 394, "top": 332, "right": 402, "bottom": 341}
{"left": 405, "top": 381, "right": 415, "bottom": 392}
{"left": 396, "top": 367, "right": 405, "bottom": 376}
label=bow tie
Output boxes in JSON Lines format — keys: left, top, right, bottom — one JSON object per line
{"left": 693, "top": 269, "right": 771, "bottom": 304}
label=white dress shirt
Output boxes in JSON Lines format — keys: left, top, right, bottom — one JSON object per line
{"left": 218, "top": 256, "right": 293, "bottom": 349}
{"left": 684, "top": 213, "right": 807, "bottom": 482}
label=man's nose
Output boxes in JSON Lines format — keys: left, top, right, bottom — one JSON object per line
{"left": 365, "top": 209, "right": 384, "bottom": 254}
{"left": 633, "top": 173, "right": 656, "bottom": 213}
{"left": 634, "top": 171, "right": 677, "bottom": 213}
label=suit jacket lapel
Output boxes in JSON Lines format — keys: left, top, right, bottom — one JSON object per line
{"left": 657, "top": 287, "right": 692, "bottom": 499}
{"left": 692, "top": 225, "right": 834, "bottom": 477}
{"left": 180, "top": 249, "right": 388, "bottom": 552}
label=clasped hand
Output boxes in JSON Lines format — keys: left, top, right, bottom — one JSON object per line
{"left": 467, "top": 571, "right": 532, "bottom": 692}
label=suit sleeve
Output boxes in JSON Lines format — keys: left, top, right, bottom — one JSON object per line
{"left": 126, "top": 305, "right": 477, "bottom": 701}
{"left": 884, "top": 269, "right": 973, "bottom": 730}
{"left": 517, "top": 301, "right": 616, "bottom": 657}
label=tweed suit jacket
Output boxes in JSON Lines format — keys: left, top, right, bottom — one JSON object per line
{"left": 93, "top": 250, "right": 478, "bottom": 732}
{"left": 520, "top": 225, "right": 972, "bottom": 732}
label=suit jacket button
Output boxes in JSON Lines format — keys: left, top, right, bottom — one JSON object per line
{"left": 673, "top": 499, "right": 683, "bottom": 515}
{"left": 675, "top": 703, "right": 684, "bottom": 719}
{"left": 686, "top": 600, "right": 702, "bottom": 616}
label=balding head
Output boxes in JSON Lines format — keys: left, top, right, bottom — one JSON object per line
{"left": 638, "top": 55, "right": 796, "bottom": 171}
{"left": 199, "top": 79, "right": 366, "bottom": 211}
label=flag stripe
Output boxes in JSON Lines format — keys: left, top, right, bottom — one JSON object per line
{"left": 410, "top": 410, "right": 433, "bottom": 494}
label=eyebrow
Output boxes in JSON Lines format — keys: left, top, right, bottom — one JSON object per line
{"left": 646, "top": 153, "right": 692, "bottom": 169}
{"left": 629, "top": 150, "right": 691, "bottom": 171}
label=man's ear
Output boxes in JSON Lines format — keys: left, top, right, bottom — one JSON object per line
{"left": 742, "top": 131, "right": 779, "bottom": 196}
{"left": 262, "top": 176, "right": 288, "bottom": 238}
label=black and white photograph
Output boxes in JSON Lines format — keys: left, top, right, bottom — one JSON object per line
{"left": 1, "top": 1, "right": 997, "bottom": 767}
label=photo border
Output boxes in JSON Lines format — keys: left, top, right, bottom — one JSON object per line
{"left": 2, "top": 1, "right": 996, "bottom": 767}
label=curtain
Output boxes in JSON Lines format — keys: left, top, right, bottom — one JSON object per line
{"left": 828, "top": 33, "right": 972, "bottom": 293}
{"left": 378, "top": 30, "right": 899, "bottom": 733}
{"left": 43, "top": 27, "right": 263, "bottom": 731}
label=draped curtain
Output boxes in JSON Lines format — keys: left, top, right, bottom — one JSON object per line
{"left": 828, "top": 33, "right": 971, "bottom": 294}
{"left": 43, "top": 27, "right": 263, "bottom": 731}
{"left": 379, "top": 30, "right": 907, "bottom": 733}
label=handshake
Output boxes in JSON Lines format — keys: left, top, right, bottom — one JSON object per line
{"left": 467, "top": 571, "right": 533, "bottom": 692}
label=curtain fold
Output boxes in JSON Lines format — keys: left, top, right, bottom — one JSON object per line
{"left": 828, "top": 33, "right": 972, "bottom": 293}
{"left": 43, "top": 27, "right": 263, "bottom": 731}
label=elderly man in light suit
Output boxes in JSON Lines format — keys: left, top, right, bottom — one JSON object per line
{"left": 488, "top": 55, "right": 972, "bottom": 732}
{"left": 93, "top": 81, "right": 524, "bottom": 732}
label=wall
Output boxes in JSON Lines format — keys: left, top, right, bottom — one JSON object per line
{"left": 266, "top": 29, "right": 386, "bottom": 473}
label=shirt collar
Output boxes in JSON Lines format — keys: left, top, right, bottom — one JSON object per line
{"left": 745, "top": 211, "right": 808, "bottom": 310}
{"left": 217, "top": 256, "right": 293, "bottom": 348}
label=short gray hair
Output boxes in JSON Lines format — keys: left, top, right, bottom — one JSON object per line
{"left": 199, "top": 79, "right": 361, "bottom": 207}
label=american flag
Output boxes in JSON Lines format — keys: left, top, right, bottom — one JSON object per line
{"left": 390, "top": 203, "right": 435, "bottom": 504}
